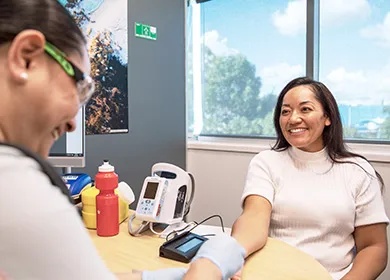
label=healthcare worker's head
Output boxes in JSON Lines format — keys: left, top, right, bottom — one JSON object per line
{"left": 0, "top": 0, "right": 94, "bottom": 157}
{"left": 273, "top": 77, "right": 343, "bottom": 153}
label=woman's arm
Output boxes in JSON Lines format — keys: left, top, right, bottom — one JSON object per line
{"left": 231, "top": 195, "right": 272, "bottom": 257}
{"left": 341, "top": 223, "right": 388, "bottom": 280}
{"left": 182, "top": 196, "right": 272, "bottom": 280}
{"left": 184, "top": 155, "right": 273, "bottom": 280}
{"left": 115, "top": 272, "right": 142, "bottom": 280}
{"left": 183, "top": 232, "right": 246, "bottom": 280}
{"left": 183, "top": 258, "right": 222, "bottom": 280}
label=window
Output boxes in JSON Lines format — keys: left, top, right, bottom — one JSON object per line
{"left": 187, "top": 0, "right": 390, "bottom": 142}
{"left": 319, "top": 0, "right": 390, "bottom": 141}
{"left": 187, "top": 0, "right": 306, "bottom": 137}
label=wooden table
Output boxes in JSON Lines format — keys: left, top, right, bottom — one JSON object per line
{"left": 88, "top": 217, "right": 332, "bottom": 280}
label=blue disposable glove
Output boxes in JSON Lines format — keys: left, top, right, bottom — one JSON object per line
{"left": 142, "top": 267, "right": 187, "bottom": 280}
{"left": 191, "top": 233, "right": 246, "bottom": 280}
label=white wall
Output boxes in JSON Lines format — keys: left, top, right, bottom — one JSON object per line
{"left": 187, "top": 141, "right": 390, "bottom": 279}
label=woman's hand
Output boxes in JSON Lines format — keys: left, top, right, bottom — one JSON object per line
{"left": 184, "top": 258, "right": 222, "bottom": 279}
{"left": 231, "top": 268, "right": 243, "bottom": 280}
{"left": 189, "top": 233, "right": 246, "bottom": 280}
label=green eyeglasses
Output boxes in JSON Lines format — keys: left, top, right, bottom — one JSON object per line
{"left": 44, "top": 41, "right": 95, "bottom": 105}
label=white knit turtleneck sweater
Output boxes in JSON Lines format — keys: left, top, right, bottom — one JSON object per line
{"left": 241, "top": 147, "right": 389, "bottom": 280}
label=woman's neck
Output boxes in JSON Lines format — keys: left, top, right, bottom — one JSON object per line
{"left": 0, "top": 102, "right": 12, "bottom": 143}
{"left": 0, "top": 125, "right": 7, "bottom": 143}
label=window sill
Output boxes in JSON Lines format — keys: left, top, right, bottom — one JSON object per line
{"left": 187, "top": 136, "right": 390, "bottom": 163}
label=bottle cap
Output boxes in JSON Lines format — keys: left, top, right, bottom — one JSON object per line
{"left": 98, "top": 160, "right": 115, "bottom": 172}
{"left": 117, "top": 181, "right": 135, "bottom": 205}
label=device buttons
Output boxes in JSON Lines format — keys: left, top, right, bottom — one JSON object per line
{"left": 141, "top": 199, "right": 154, "bottom": 215}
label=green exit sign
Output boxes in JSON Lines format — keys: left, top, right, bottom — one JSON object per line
{"left": 135, "top": 22, "right": 157, "bottom": 41}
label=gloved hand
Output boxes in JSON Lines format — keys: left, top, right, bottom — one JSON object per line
{"left": 231, "top": 267, "right": 243, "bottom": 280}
{"left": 142, "top": 267, "right": 187, "bottom": 280}
{"left": 191, "top": 233, "right": 246, "bottom": 280}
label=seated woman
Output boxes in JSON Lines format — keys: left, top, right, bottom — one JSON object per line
{"left": 231, "top": 77, "right": 388, "bottom": 280}
{"left": 0, "top": 0, "right": 244, "bottom": 279}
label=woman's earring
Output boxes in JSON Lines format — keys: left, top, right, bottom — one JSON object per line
{"left": 20, "top": 72, "right": 28, "bottom": 80}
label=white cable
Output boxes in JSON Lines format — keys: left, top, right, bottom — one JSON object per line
{"left": 149, "top": 222, "right": 165, "bottom": 236}
{"left": 166, "top": 221, "right": 198, "bottom": 241}
{"left": 128, "top": 213, "right": 150, "bottom": 237}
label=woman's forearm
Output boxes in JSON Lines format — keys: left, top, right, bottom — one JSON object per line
{"left": 115, "top": 272, "right": 142, "bottom": 280}
{"left": 184, "top": 258, "right": 222, "bottom": 280}
{"left": 231, "top": 212, "right": 269, "bottom": 257}
{"left": 341, "top": 245, "right": 387, "bottom": 280}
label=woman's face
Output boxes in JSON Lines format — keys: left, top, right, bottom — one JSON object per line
{"left": 35, "top": 48, "right": 90, "bottom": 157}
{"left": 4, "top": 32, "right": 91, "bottom": 157}
{"left": 279, "top": 85, "right": 331, "bottom": 152}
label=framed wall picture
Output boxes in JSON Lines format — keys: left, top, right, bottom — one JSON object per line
{"left": 61, "top": 0, "right": 129, "bottom": 135}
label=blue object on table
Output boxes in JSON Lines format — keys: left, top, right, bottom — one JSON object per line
{"left": 61, "top": 173, "right": 92, "bottom": 197}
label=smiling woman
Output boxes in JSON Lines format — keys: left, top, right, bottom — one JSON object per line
{"left": 0, "top": 0, "right": 88, "bottom": 158}
{"left": 0, "top": 0, "right": 117, "bottom": 279}
{"left": 0, "top": 2, "right": 246, "bottom": 279}
{"left": 279, "top": 85, "right": 331, "bottom": 152}
{"left": 230, "top": 76, "right": 388, "bottom": 280}
{"left": 273, "top": 77, "right": 385, "bottom": 187}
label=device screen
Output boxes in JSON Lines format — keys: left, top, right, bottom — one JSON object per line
{"left": 144, "top": 182, "right": 159, "bottom": 199}
{"left": 176, "top": 237, "right": 204, "bottom": 253}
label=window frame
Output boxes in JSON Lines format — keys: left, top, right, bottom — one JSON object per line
{"left": 186, "top": 0, "right": 390, "bottom": 162}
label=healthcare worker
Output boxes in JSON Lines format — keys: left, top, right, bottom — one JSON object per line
{"left": 0, "top": 0, "right": 245, "bottom": 279}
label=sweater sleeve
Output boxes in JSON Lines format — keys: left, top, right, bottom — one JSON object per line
{"left": 241, "top": 152, "right": 276, "bottom": 207}
{"left": 0, "top": 159, "right": 117, "bottom": 280}
{"left": 353, "top": 161, "right": 389, "bottom": 227}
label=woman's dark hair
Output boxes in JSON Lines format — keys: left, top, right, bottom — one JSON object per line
{"left": 272, "top": 76, "right": 384, "bottom": 191}
{"left": 0, "top": 0, "right": 86, "bottom": 55}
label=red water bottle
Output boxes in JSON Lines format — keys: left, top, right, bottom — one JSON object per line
{"left": 95, "top": 160, "right": 119, "bottom": 236}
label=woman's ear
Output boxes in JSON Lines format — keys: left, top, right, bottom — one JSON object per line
{"left": 325, "top": 116, "right": 331, "bottom": 126}
{"left": 7, "top": 30, "right": 46, "bottom": 84}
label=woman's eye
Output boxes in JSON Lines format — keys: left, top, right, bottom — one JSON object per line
{"left": 302, "top": 107, "right": 312, "bottom": 112}
{"left": 281, "top": 109, "right": 290, "bottom": 115}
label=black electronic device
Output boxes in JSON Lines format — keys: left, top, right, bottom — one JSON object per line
{"left": 159, "top": 231, "right": 208, "bottom": 263}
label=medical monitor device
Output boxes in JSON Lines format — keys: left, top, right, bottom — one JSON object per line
{"left": 48, "top": 107, "right": 85, "bottom": 169}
